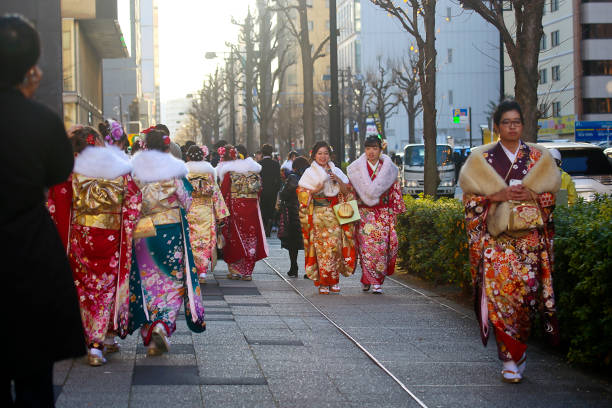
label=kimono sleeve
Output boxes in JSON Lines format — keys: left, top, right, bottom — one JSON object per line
{"left": 176, "top": 177, "right": 194, "bottom": 212}
{"left": 463, "top": 193, "right": 490, "bottom": 285}
{"left": 212, "top": 182, "right": 229, "bottom": 221}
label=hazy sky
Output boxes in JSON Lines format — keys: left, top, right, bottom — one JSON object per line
{"left": 157, "top": 0, "right": 255, "bottom": 102}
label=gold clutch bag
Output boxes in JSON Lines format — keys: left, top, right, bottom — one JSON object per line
{"left": 508, "top": 201, "right": 543, "bottom": 233}
{"left": 333, "top": 199, "right": 361, "bottom": 225}
{"left": 134, "top": 216, "right": 157, "bottom": 239}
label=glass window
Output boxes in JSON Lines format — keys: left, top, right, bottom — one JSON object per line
{"left": 448, "top": 48, "right": 453, "bottom": 63}
{"left": 540, "top": 103, "right": 548, "bottom": 117}
{"left": 583, "top": 60, "right": 612, "bottom": 75}
{"left": 559, "top": 149, "right": 612, "bottom": 176}
{"left": 583, "top": 24, "right": 612, "bottom": 39}
{"left": 540, "top": 34, "right": 547, "bottom": 50}
{"left": 448, "top": 90, "right": 453, "bottom": 105}
{"left": 404, "top": 145, "right": 452, "bottom": 167}
{"left": 583, "top": 98, "right": 612, "bottom": 114}
{"left": 551, "top": 0, "right": 559, "bottom": 12}
{"left": 308, "top": 21, "right": 313, "bottom": 31}
{"left": 552, "top": 65, "right": 560, "bottom": 81}
{"left": 539, "top": 68, "right": 547, "bottom": 84}
{"left": 552, "top": 101, "right": 561, "bottom": 117}
{"left": 551, "top": 30, "right": 560, "bottom": 47}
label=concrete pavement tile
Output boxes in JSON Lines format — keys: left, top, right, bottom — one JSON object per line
{"left": 203, "top": 399, "right": 276, "bottom": 408}
{"left": 200, "top": 385, "right": 273, "bottom": 400}
{"left": 275, "top": 399, "right": 353, "bottom": 408}
{"left": 55, "top": 396, "right": 129, "bottom": 408}
{"left": 135, "top": 354, "right": 197, "bottom": 366}
{"left": 266, "top": 377, "right": 346, "bottom": 401}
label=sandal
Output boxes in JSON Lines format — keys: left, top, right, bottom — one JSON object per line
{"left": 318, "top": 286, "right": 330, "bottom": 295}
{"left": 372, "top": 284, "right": 383, "bottom": 294}
{"left": 517, "top": 353, "right": 527, "bottom": 375}
{"left": 241, "top": 275, "right": 252, "bottom": 281}
{"left": 362, "top": 284, "right": 371, "bottom": 292}
{"left": 227, "top": 273, "right": 241, "bottom": 280}
{"left": 330, "top": 284, "right": 340, "bottom": 293}
{"left": 501, "top": 369, "right": 522, "bottom": 384}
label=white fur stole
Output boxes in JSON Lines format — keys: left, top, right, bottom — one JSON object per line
{"left": 106, "top": 143, "right": 131, "bottom": 162}
{"left": 131, "top": 150, "right": 188, "bottom": 183}
{"left": 347, "top": 154, "right": 398, "bottom": 206}
{"left": 73, "top": 146, "right": 132, "bottom": 180}
{"left": 298, "top": 161, "right": 349, "bottom": 197}
{"left": 186, "top": 160, "right": 216, "bottom": 178}
{"left": 216, "top": 157, "right": 261, "bottom": 182}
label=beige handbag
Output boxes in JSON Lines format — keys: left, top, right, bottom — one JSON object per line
{"left": 332, "top": 196, "right": 361, "bottom": 225}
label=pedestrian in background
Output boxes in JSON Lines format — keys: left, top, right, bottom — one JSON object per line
{"left": 297, "top": 141, "right": 357, "bottom": 294}
{"left": 99, "top": 118, "right": 130, "bottom": 160}
{"left": 347, "top": 135, "right": 405, "bottom": 294}
{"left": 130, "top": 129, "right": 206, "bottom": 356}
{"left": 217, "top": 144, "right": 268, "bottom": 280}
{"left": 48, "top": 127, "right": 142, "bottom": 366}
{"left": 459, "top": 100, "right": 561, "bottom": 383}
{"left": 278, "top": 156, "right": 309, "bottom": 277}
{"left": 549, "top": 148, "right": 577, "bottom": 206}
{"left": 185, "top": 144, "right": 229, "bottom": 283}
{"left": 258, "top": 143, "right": 281, "bottom": 236}
{"left": 1, "top": 14, "right": 85, "bottom": 405}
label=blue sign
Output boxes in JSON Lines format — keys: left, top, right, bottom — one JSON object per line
{"left": 575, "top": 121, "right": 612, "bottom": 142}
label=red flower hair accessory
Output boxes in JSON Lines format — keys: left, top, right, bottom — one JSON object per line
{"left": 201, "top": 145, "right": 209, "bottom": 158}
{"left": 229, "top": 147, "right": 237, "bottom": 160}
{"left": 218, "top": 146, "right": 226, "bottom": 157}
{"left": 163, "top": 134, "right": 171, "bottom": 145}
{"left": 141, "top": 126, "right": 156, "bottom": 135}
{"left": 86, "top": 134, "right": 96, "bottom": 146}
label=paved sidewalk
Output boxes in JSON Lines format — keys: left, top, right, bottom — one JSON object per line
{"left": 52, "top": 238, "right": 612, "bottom": 407}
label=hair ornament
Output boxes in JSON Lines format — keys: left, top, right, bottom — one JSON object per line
{"left": 163, "top": 134, "right": 171, "bottom": 145}
{"left": 200, "top": 145, "right": 209, "bottom": 158}
{"left": 141, "top": 126, "right": 156, "bottom": 135}
{"left": 105, "top": 119, "right": 124, "bottom": 143}
{"left": 230, "top": 147, "right": 237, "bottom": 160}
{"left": 217, "top": 146, "right": 226, "bottom": 157}
{"left": 86, "top": 134, "right": 96, "bottom": 146}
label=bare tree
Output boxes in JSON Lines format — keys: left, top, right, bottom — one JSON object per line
{"left": 235, "top": 10, "right": 258, "bottom": 154}
{"left": 459, "top": 0, "right": 545, "bottom": 143}
{"left": 190, "top": 67, "right": 227, "bottom": 145}
{"left": 275, "top": 0, "right": 330, "bottom": 150}
{"left": 370, "top": 0, "right": 439, "bottom": 196}
{"left": 366, "top": 56, "right": 400, "bottom": 140}
{"left": 393, "top": 52, "right": 422, "bottom": 144}
{"left": 350, "top": 75, "right": 369, "bottom": 152}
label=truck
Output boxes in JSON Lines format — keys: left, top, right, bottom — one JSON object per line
{"left": 402, "top": 144, "right": 456, "bottom": 197}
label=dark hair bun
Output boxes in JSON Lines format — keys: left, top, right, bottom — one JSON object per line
{"left": 145, "top": 129, "right": 170, "bottom": 152}
{"left": 186, "top": 145, "right": 204, "bottom": 161}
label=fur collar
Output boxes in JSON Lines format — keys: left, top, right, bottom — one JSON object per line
{"left": 216, "top": 157, "right": 261, "bottom": 181}
{"left": 459, "top": 142, "right": 561, "bottom": 237}
{"left": 298, "top": 161, "right": 349, "bottom": 197}
{"left": 73, "top": 146, "right": 132, "bottom": 179}
{"left": 347, "top": 154, "right": 398, "bottom": 206}
{"left": 186, "top": 160, "right": 216, "bottom": 176}
{"left": 106, "top": 143, "right": 131, "bottom": 162}
{"left": 131, "top": 150, "right": 188, "bottom": 183}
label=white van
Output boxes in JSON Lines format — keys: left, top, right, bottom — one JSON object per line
{"left": 402, "top": 144, "right": 455, "bottom": 197}
{"left": 541, "top": 142, "right": 612, "bottom": 201}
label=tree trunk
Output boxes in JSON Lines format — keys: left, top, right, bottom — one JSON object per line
{"left": 420, "top": 3, "right": 439, "bottom": 197}
{"left": 408, "top": 101, "right": 416, "bottom": 144}
{"left": 257, "top": 0, "right": 273, "bottom": 146}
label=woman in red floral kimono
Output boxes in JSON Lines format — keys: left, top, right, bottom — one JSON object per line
{"left": 47, "top": 127, "right": 142, "bottom": 366}
{"left": 459, "top": 101, "right": 561, "bottom": 383}
{"left": 347, "top": 135, "right": 405, "bottom": 294}
{"left": 217, "top": 144, "right": 268, "bottom": 280}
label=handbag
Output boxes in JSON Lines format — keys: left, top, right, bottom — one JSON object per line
{"left": 508, "top": 200, "right": 544, "bottom": 233}
{"left": 133, "top": 216, "right": 157, "bottom": 239}
{"left": 332, "top": 195, "right": 361, "bottom": 225}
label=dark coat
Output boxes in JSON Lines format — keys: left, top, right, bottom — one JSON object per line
{"left": 0, "top": 88, "right": 86, "bottom": 375}
{"left": 258, "top": 157, "right": 281, "bottom": 221}
{"left": 278, "top": 173, "right": 303, "bottom": 251}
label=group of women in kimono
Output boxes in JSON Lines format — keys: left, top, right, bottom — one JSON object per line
{"left": 47, "top": 123, "right": 267, "bottom": 366}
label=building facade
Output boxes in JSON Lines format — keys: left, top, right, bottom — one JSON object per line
{"left": 337, "top": 0, "right": 501, "bottom": 152}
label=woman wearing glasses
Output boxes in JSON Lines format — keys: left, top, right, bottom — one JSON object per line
{"left": 459, "top": 100, "right": 561, "bottom": 384}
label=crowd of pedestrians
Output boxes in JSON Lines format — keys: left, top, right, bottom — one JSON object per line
{"left": 3, "top": 14, "right": 566, "bottom": 407}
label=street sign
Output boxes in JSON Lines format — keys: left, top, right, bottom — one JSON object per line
{"left": 575, "top": 121, "right": 612, "bottom": 142}
{"left": 452, "top": 108, "right": 468, "bottom": 124}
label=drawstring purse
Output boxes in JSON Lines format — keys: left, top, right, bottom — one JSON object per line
{"left": 332, "top": 194, "right": 361, "bottom": 225}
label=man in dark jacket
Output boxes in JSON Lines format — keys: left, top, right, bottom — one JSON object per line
{"left": 1, "top": 15, "right": 85, "bottom": 406}
{"left": 258, "top": 144, "right": 281, "bottom": 237}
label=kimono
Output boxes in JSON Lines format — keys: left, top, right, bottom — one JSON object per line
{"left": 47, "top": 146, "right": 142, "bottom": 346}
{"left": 217, "top": 158, "right": 269, "bottom": 277}
{"left": 459, "top": 141, "right": 561, "bottom": 362}
{"left": 130, "top": 150, "right": 206, "bottom": 345}
{"left": 347, "top": 154, "right": 405, "bottom": 286}
{"left": 186, "top": 160, "right": 229, "bottom": 278}
{"left": 297, "top": 161, "right": 357, "bottom": 286}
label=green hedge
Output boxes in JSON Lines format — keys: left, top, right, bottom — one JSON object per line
{"left": 396, "top": 194, "right": 612, "bottom": 369}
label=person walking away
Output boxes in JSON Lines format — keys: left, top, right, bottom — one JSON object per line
{"left": 1, "top": 14, "right": 85, "bottom": 406}
{"left": 48, "top": 127, "right": 142, "bottom": 366}
{"left": 217, "top": 144, "right": 268, "bottom": 280}
{"left": 130, "top": 129, "right": 206, "bottom": 356}
{"left": 259, "top": 144, "right": 281, "bottom": 236}
{"left": 297, "top": 141, "right": 357, "bottom": 294}
{"left": 549, "top": 148, "right": 577, "bottom": 206}
{"left": 99, "top": 118, "right": 130, "bottom": 161}
{"left": 459, "top": 100, "right": 561, "bottom": 384}
{"left": 278, "top": 156, "right": 309, "bottom": 277}
{"left": 347, "top": 135, "right": 405, "bottom": 294}
{"left": 185, "top": 145, "right": 229, "bottom": 283}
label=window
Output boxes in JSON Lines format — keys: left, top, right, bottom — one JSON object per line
{"left": 308, "top": 21, "right": 313, "bottom": 31}
{"left": 583, "top": 98, "right": 612, "bottom": 114}
{"left": 583, "top": 60, "right": 612, "bottom": 75}
{"left": 552, "top": 101, "right": 561, "bottom": 117}
{"left": 540, "top": 34, "right": 547, "bottom": 51}
{"left": 539, "top": 68, "right": 547, "bottom": 84}
{"left": 288, "top": 72, "right": 297, "bottom": 86}
{"left": 306, "top": 0, "right": 313, "bottom": 7}
{"left": 552, "top": 65, "right": 561, "bottom": 81}
{"left": 447, "top": 48, "right": 453, "bottom": 63}
{"left": 551, "top": 0, "right": 559, "bottom": 12}
{"left": 583, "top": 24, "right": 612, "bottom": 39}
{"left": 540, "top": 103, "right": 548, "bottom": 117}
{"left": 446, "top": 7, "right": 452, "bottom": 22}
{"left": 551, "top": 30, "right": 560, "bottom": 47}
{"left": 448, "top": 90, "right": 453, "bottom": 105}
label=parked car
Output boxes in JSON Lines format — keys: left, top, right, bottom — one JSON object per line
{"left": 402, "top": 144, "right": 455, "bottom": 197}
{"left": 605, "top": 147, "right": 612, "bottom": 166}
{"left": 541, "top": 142, "right": 612, "bottom": 201}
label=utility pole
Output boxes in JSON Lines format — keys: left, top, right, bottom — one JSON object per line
{"left": 347, "top": 66, "right": 356, "bottom": 162}
{"left": 339, "top": 69, "right": 345, "bottom": 163}
{"left": 229, "top": 50, "right": 237, "bottom": 145}
{"left": 469, "top": 106, "right": 473, "bottom": 147}
{"left": 329, "top": 0, "right": 341, "bottom": 164}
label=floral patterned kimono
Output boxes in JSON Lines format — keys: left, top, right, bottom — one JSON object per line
{"left": 129, "top": 150, "right": 206, "bottom": 345}
{"left": 217, "top": 158, "right": 268, "bottom": 277}
{"left": 459, "top": 141, "right": 561, "bottom": 362}
{"left": 47, "top": 146, "right": 141, "bottom": 347}
{"left": 297, "top": 161, "right": 357, "bottom": 287}
{"left": 347, "top": 154, "right": 405, "bottom": 287}
{"left": 186, "top": 160, "right": 229, "bottom": 279}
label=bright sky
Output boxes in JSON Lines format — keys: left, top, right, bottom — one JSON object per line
{"left": 157, "top": 0, "right": 255, "bottom": 103}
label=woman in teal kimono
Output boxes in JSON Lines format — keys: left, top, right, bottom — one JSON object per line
{"left": 129, "top": 129, "right": 206, "bottom": 356}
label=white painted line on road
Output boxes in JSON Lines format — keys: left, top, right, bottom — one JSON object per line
{"left": 263, "top": 259, "right": 430, "bottom": 408}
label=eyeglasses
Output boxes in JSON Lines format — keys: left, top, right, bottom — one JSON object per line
{"left": 500, "top": 120, "right": 522, "bottom": 128}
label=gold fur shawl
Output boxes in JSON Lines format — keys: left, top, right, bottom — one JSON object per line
{"left": 459, "top": 142, "right": 561, "bottom": 237}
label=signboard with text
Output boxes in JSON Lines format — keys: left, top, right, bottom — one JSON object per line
{"left": 575, "top": 121, "right": 612, "bottom": 142}
{"left": 452, "top": 108, "right": 468, "bottom": 124}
